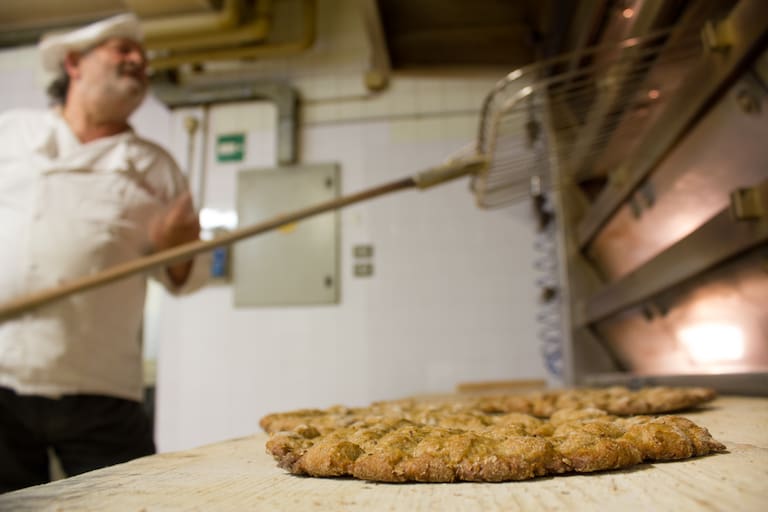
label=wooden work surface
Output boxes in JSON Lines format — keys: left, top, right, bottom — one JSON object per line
{"left": 1, "top": 395, "right": 767, "bottom": 512}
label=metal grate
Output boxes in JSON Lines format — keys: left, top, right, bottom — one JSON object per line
{"left": 469, "top": 26, "right": 704, "bottom": 209}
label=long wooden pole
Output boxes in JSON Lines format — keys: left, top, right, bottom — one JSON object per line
{"left": 0, "top": 177, "right": 416, "bottom": 320}
{"left": 0, "top": 153, "right": 486, "bottom": 320}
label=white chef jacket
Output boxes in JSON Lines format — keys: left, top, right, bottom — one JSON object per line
{"left": 0, "top": 108, "right": 209, "bottom": 402}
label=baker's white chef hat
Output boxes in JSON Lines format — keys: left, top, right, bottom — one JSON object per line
{"left": 38, "top": 13, "right": 143, "bottom": 73}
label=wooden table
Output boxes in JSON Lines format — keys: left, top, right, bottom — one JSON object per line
{"left": 2, "top": 395, "right": 767, "bottom": 511}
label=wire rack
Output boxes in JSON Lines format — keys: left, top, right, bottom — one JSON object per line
{"left": 469, "top": 26, "right": 705, "bottom": 209}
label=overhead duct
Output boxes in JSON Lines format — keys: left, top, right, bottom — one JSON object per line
{"left": 122, "top": 0, "right": 217, "bottom": 18}
{"left": 142, "top": 1, "right": 275, "bottom": 52}
{"left": 360, "top": 0, "right": 390, "bottom": 91}
{"left": 148, "top": 0, "right": 315, "bottom": 71}
{"left": 152, "top": 79, "right": 299, "bottom": 165}
{"left": 132, "top": 0, "right": 244, "bottom": 42}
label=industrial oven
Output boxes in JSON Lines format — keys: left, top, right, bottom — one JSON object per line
{"left": 472, "top": 0, "right": 768, "bottom": 394}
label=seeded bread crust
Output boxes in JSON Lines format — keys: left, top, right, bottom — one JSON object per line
{"left": 265, "top": 408, "right": 725, "bottom": 482}
{"left": 472, "top": 385, "right": 717, "bottom": 416}
{"left": 259, "top": 386, "right": 718, "bottom": 435}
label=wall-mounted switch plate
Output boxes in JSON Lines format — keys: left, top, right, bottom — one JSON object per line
{"left": 354, "top": 263, "right": 374, "bottom": 277}
{"left": 353, "top": 245, "right": 374, "bottom": 258}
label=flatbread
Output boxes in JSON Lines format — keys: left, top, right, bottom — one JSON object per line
{"left": 471, "top": 385, "right": 718, "bottom": 416}
{"left": 265, "top": 408, "right": 725, "bottom": 482}
{"left": 262, "top": 386, "right": 723, "bottom": 482}
{"left": 259, "top": 386, "right": 717, "bottom": 435}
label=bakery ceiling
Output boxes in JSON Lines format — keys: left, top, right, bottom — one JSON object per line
{"left": 0, "top": 0, "right": 718, "bottom": 95}
{"left": 0, "top": 0, "right": 565, "bottom": 68}
{"left": 374, "top": 0, "right": 560, "bottom": 71}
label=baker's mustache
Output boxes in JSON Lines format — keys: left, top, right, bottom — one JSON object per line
{"left": 118, "top": 63, "right": 146, "bottom": 78}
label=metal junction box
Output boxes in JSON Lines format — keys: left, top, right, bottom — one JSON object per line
{"left": 234, "top": 163, "right": 340, "bottom": 306}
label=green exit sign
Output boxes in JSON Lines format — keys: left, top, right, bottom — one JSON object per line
{"left": 216, "top": 133, "right": 245, "bottom": 162}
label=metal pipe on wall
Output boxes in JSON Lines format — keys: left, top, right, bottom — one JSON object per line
{"left": 131, "top": 0, "right": 244, "bottom": 42}
{"left": 0, "top": 155, "right": 487, "bottom": 320}
{"left": 148, "top": 0, "right": 315, "bottom": 71}
{"left": 144, "top": 0, "right": 274, "bottom": 52}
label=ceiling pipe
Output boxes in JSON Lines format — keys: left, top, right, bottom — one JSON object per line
{"left": 148, "top": 0, "right": 315, "bottom": 71}
{"left": 129, "top": 0, "right": 243, "bottom": 42}
{"left": 144, "top": 0, "right": 275, "bottom": 53}
{"left": 360, "top": 0, "right": 390, "bottom": 91}
{"left": 121, "top": 0, "right": 220, "bottom": 17}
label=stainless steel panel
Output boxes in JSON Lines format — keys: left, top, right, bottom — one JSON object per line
{"left": 578, "top": 188, "right": 768, "bottom": 325}
{"left": 593, "top": 247, "right": 768, "bottom": 375}
{"left": 575, "top": 0, "right": 768, "bottom": 248}
{"left": 587, "top": 72, "right": 768, "bottom": 280}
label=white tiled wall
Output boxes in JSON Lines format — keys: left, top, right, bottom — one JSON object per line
{"left": 150, "top": 106, "right": 548, "bottom": 451}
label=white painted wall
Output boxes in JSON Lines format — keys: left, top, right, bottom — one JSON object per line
{"left": 0, "top": 0, "right": 557, "bottom": 454}
{"left": 153, "top": 108, "right": 547, "bottom": 451}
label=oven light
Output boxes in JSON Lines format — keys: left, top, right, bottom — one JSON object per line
{"left": 622, "top": 8, "right": 635, "bottom": 18}
{"left": 677, "top": 323, "right": 745, "bottom": 363}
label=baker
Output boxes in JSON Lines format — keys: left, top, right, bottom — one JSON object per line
{"left": 0, "top": 13, "right": 209, "bottom": 493}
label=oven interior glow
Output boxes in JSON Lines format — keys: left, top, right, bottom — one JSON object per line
{"left": 677, "top": 323, "right": 746, "bottom": 363}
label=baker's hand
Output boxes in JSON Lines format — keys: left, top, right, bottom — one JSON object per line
{"left": 149, "top": 192, "right": 200, "bottom": 252}
{"left": 148, "top": 192, "right": 199, "bottom": 286}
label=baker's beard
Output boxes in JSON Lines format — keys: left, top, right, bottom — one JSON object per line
{"left": 98, "top": 67, "right": 148, "bottom": 115}
{"left": 113, "top": 63, "right": 148, "bottom": 99}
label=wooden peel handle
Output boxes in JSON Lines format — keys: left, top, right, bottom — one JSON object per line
{"left": 0, "top": 155, "right": 486, "bottom": 320}
{"left": 0, "top": 177, "right": 416, "bottom": 320}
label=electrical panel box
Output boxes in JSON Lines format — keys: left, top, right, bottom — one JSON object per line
{"left": 234, "top": 163, "right": 340, "bottom": 306}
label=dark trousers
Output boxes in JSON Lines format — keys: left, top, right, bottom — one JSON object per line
{"left": 0, "top": 386, "right": 155, "bottom": 494}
